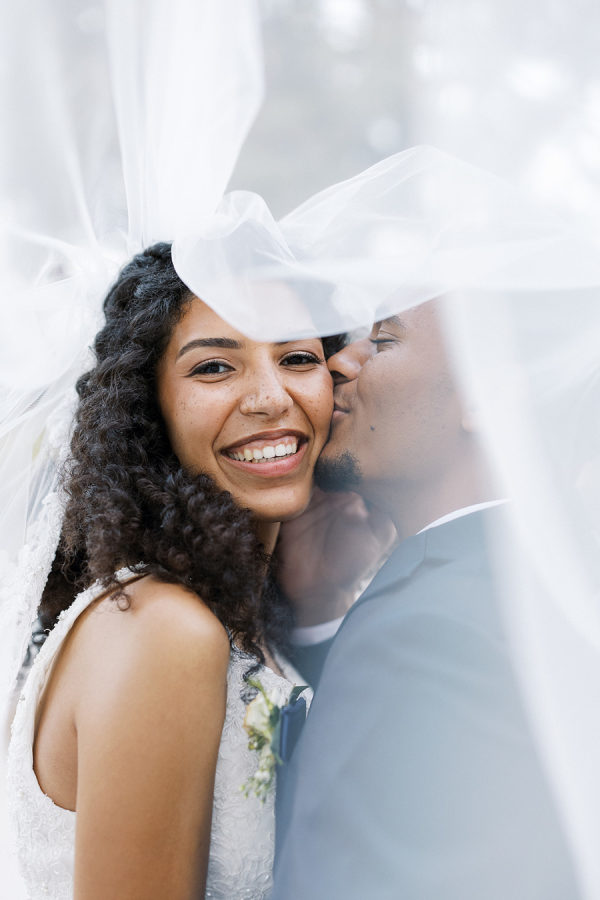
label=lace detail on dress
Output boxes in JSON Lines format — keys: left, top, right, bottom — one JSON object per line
{"left": 6, "top": 581, "right": 97, "bottom": 900}
{"left": 205, "top": 649, "right": 308, "bottom": 900}
{"left": 6, "top": 575, "right": 310, "bottom": 900}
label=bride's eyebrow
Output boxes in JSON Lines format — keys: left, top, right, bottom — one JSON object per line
{"left": 274, "top": 340, "right": 320, "bottom": 347}
{"left": 176, "top": 337, "right": 243, "bottom": 359}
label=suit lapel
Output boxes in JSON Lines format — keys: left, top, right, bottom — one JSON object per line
{"left": 348, "top": 506, "right": 504, "bottom": 621}
{"left": 354, "top": 531, "right": 428, "bottom": 607}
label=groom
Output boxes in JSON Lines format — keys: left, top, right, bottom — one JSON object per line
{"left": 272, "top": 301, "right": 579, "bottom": 899}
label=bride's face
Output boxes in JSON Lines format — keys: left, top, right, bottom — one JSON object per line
{"left": 157, "top": 295, "right": 333, "bottom": 522}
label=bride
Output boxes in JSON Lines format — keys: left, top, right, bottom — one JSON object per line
{"left": 6, "top": 241, "right": 336, "bottom": 899}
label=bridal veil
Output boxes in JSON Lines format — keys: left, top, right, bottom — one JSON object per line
{"left": 0, "top": 0, "right": 264, "bottom": 707}
{"left": 2, "top": 2, "right": 600, "bottom": 898}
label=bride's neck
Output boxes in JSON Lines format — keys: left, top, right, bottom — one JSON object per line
{"left": 253, "top": 520, "right": 285, "bottom": 675}
{"left": 254, "top": 520, "right": 280, "bottom": 557}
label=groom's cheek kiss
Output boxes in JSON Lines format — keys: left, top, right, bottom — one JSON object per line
{"left": 317, "top": 300, "right": 490, "bottom": 538}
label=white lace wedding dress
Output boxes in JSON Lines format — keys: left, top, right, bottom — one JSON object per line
{"left": 6, "top": 576, "right": 309, "bottom": 900}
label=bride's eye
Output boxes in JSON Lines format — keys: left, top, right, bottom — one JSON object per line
{"left": 189, "top": 360, "right": 233, "bottom": 377}
{"left": 281, "top": 351, "right": 324, "bottom": 367}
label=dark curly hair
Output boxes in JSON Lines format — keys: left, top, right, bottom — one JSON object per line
{"left": 39, "top": 243, "right": 343, "bottom": 664}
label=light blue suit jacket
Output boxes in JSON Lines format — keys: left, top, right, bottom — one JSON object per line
{"left": 273, "top": 509, "right": 579, "bottom": 899}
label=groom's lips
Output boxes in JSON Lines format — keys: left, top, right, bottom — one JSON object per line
{"left": 332, "top": 402, "right": 350, "bottom": 423}
{"left": 331, "top": 383, "right": 354, "bottom": 424}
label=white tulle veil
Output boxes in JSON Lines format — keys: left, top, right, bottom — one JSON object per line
{"left": 0, "top": 0, "right": 263, "bottom": 715}
{"left": 1, "top": 2, "right": 600, "bottom": 898}
{"left": 172, "top": 149, "right": 600, "bottom": 897}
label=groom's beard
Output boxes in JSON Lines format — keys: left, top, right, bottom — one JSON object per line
{"left": 315, "top": 450, "right": 363, "bottom": 492}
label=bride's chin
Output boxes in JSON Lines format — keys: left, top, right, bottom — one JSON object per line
{"left": 244, "top": 488, "right": 313, "bottom": 526}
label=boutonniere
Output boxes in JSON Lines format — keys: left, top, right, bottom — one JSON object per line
{"left": 241, "top": 677, "right": 308, "bottom": 802}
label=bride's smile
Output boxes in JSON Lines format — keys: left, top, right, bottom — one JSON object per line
{"left": 222, "top": 428, "right": 307, "bottom": 470}
{"left": 157, "top": 294, "right": 333, "bottom": 524}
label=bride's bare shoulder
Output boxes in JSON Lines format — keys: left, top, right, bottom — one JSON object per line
{"left": 68, "top": 575, "right": 230, "bottom": 700}
{"left": 33, "top": 576, "right": 230, "bottom": 813}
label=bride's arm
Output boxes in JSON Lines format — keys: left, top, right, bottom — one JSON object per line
{"left": 72, "top": 583, "right": 229, "bottom": 900}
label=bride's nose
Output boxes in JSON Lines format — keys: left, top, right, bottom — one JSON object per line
{"left": 239, "top": 364, "right": 294, "bottom": 418}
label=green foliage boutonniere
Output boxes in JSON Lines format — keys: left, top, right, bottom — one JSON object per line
{"left": 241, "top": 677, "right": 308, "bottom": 802}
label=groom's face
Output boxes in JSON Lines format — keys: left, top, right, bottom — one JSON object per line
{"left": 316, "top": 301, "right": 465, "bottom": 496}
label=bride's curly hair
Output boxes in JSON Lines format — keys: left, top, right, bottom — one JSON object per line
{"left": 40, "top": 242, "right": 342, "bottom": 662}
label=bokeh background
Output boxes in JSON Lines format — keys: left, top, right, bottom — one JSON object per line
{"left": 232, "top": 0, "right": 600, "bottom": 234}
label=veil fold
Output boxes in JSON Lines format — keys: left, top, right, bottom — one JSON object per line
{"left": 0, "top": 0, "right": 264, "bottom": 715}
{"left": 173, "top": 146, "right": 600, "bottom": 339}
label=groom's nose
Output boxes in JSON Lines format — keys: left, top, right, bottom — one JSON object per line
{"left": 327, "top": 337, "right": 374, "bottom": 384}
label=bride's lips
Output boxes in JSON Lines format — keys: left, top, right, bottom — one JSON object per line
{"left": 220, "top": 429, "right": 309, "bottom": 478}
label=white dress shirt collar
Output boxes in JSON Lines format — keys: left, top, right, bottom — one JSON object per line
{"left": 417, "top": 499, "right": 508, "bottom": 534}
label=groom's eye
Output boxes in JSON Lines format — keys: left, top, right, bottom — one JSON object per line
{"left": 369, "top": 337, "right": 397, "bottom": 351}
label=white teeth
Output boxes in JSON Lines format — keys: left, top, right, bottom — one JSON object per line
{"left": 228, "top": 440, "right": 299, "bottom": 462}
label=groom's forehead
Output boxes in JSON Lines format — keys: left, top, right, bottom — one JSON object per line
{"left": 374, "top": 304, "right": 435, "bottom": 334}
{"left": 377, "top": 314, "right": 407, "bottom": 330}
{"left": 344, "top": 303, "right": 441, "bottom": 349}
{"left": 345, "top": 314, "right": 408, "bottom": 343}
